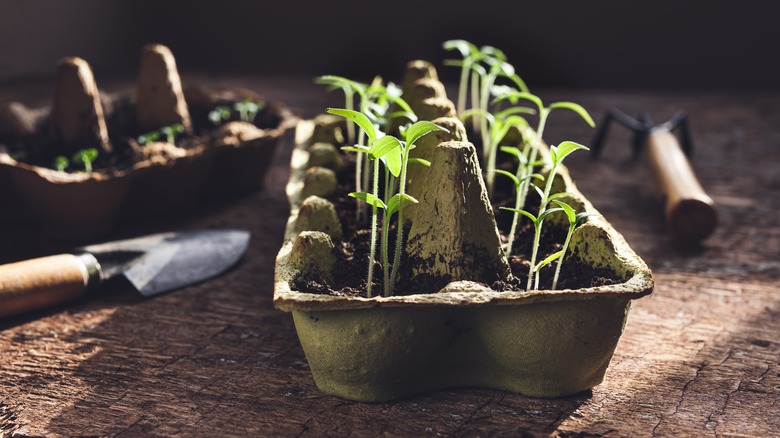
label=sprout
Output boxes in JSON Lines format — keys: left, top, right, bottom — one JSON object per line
{"left": 71, "top": 148, "right": 98, "bottom": 173}
{"left": 208, "top": 106, "right": 232, "bottom": 125}
{"left": 53, "top": 156, "right": 69, "bottom": 172}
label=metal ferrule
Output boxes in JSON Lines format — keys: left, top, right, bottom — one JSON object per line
{"left": 76, "top": 252, "right": 103, "bottom": 290}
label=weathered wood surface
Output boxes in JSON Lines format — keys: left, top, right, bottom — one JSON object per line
{"left": 1, "top": 76, "right": 778, "bottom": 437}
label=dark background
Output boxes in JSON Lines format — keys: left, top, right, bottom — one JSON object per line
{"left": 0, "top": 0, "right": 778, "bottom": 91}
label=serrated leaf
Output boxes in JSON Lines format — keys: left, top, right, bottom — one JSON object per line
{"left": 548, "top": 101, "right": 595, "bottom": 127}
{"left": 327, "top": 108, "right": 377, "bottom": 145}
{"left": 386, "top": 193, "right": 418, "bottom": 217}
{"left": 405, "top": 121, "right": 448, "bottom": 146}
{"left": 553, "top": 200, "right": 577, "bottom": 224}
{"left": 534, "top": 250, "right": 563, "bottom": 272}
{"left": 368, "top": 135, "right": 402, "bottom": 161}
{"left": 494, "top": 169, "right": 520, "bottom": 187}
{"left": 349, "top": 192, "right": 386, "bottom": 210}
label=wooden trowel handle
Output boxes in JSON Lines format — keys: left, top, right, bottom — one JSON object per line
{"left": 0, "top": 254, "right": 99, "bottom": 318}
{"left": 645, "top": 131, "right": 718, "bottom": 242}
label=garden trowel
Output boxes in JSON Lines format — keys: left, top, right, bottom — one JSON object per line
{"left": 0, "top": 229, "right": 250, "bottom": 318}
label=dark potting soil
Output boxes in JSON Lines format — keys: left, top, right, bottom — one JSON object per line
{"left": 293, "top": 148, "right": 622, "bottom": 298}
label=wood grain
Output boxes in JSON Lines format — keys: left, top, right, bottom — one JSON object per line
{"left": 1, "top": 77, "right": 778, "bottom": 436}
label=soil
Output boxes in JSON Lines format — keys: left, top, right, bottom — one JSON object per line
{"left": 1, "top": 94, "right": 282, "bottom": 173}
{"left": 293, "top": 143, "right": 621, "bottom": 297}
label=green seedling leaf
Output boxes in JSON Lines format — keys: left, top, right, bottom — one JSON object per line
{"left": 534, "top": 250, "right": 563, "bottom": 272}
{"left": 384, "top": 94, "right": 415, "bottom": 117}
{"left": 576, "top": 212, "right": 599, "bottom": 224}
{"left": 72, "top": 148, "right": 99, "bottom": 173}
{"left": 408, "top": 157, "right": 431, "bottom": 167}
{"left": 443, "top": 39, "right": 479, "bottom": 58}
{"left": 316, "top": 75, "right": 367, "bottom": 98}
{"left": 480, "top": 45, "right": 507, "bottom": 61}
{"left": 500, "top": 146, "right": 526, "bottom": 163}
{"left": 507, "top": 73, "right": 529, "bottom": 93}
{"left": 208, "top": 106, "right": 231, "bottom": 125}
{"left": 553, "top": 200, "right": 577, "bottom": 225}
{"left": 551, "top": 141, "right": 590, "bottom": 165}
{"left": 381, "top": 147, "right": 403, "bottom": 177}
{"left": 500, "top": 207, "right": 537, "bottom": 223}
{"left": 547, "top": 192, "right": 571, "bottom": 202}
{"left": 368, "top": 135, "right": 402, "bottom": 161}
{"left": 460, "top": 108, "right": 495, "bottom": 125}
{"left": 404, "top": 121, "right": 448, "bottom": 146}
{"left": 341, "top": 145, "right": 370, "bottom": 154}
{"left": 137, "top": 131, "right": 160, "bottom": 145}
{"left": 494, "top": 91, "right": 543, "bottom": 113}
{"left": 538, "top": 207, "right": 564, "bottom": 222}
{"left": 53, "top": 156, "right": 69, "bottom": 172}
{"left": 495, "top": 106, "right": 536, "bottom": 120}
{"left": 495, "top": 169, "right": 520, "bottom": 187}
{"left": 548, "top": 101, "right": 595, "bottom": 127}
{"left": 520, "top": 173, "right": 544, "bottom": 183}
{"left": 327, "top": 108, "right": 376, "bottom": 145}
{"left": 389, "top": 111, "right": 416, "bottom": 123}
{"left": 386, "top": 193, "right": 418, "bottom": 217}
{"left": 349, "top": 192, "right": 386, "bottom": 210}
{"left": 532, "top": 184, "right": 545, "bottom": 200}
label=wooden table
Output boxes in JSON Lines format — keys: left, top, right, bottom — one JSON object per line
{"left": 1, "top": 76, "right": 778, "bottom": 436}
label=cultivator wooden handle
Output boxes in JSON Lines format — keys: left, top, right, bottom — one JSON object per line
{"left": 592, "top": 108, "right": 718, "bottom": 243}
{"left": 645, "top": 131, "right": 717, "bottom": 242}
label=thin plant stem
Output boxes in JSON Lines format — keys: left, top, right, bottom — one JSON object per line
{"left": 470, "top": 70, "right": 480, "bottom": 134}
{"left": 456, "top": 61, "right": 470, "bottom": 115}
{"left": 504, "top": 142, "right": 532, "bottom": 258}
{"left": 526, "top": 160, "right": 559, "bottom": 290}
{"left": 552, "top": 225, "right": 574, "bottom": 290}
{"left": 366, "top": 157, "right": 381, "bottom": 298}
{"left": 527, "top": 222, "right": 543, "bottom": 290}
{"left": 389, "top": 144, "right": 411, "bottom": 295}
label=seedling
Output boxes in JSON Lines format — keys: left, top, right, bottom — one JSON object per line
{"left": 208, "top": 106, "right": 232, "bottom": 126}
{"left": 315, "top": 75, "right": 366, "bottom": 145}
{"left": 233, "top": 99, "right": 265, "bottom": 124}
{"left": 160, "top": 123, "right": 184, "bottom": 144}
{"left": 550, "top": 200, "right": 598, "bottom": 290}
{"left": 442, "top": 39, "right": 481, "bottom": 116}
{"left": 136, "top": 130, "right": 160, "bottom": 145}
{"left": 328, "top": 107, "right": 444, "bottom": 297}
{"left": 462, "top": 106, "right": 534, "bottom": 197}
{"left": 493, "top": 91, "right": 594, "bottom": 259}
{"left": 53, "top": 156, "right": 69, "bottom": 172}
{"left": 137, "top": 123, "right": 185, "bottom": 146}
{"left": 319, "top": 75, "right": 416, "bottom": 224}
{"left": 501, "top": 141, "right": 589, "bottom": 289}
{"left": 71, "top": 148, "right": 98, "bottom": 173}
